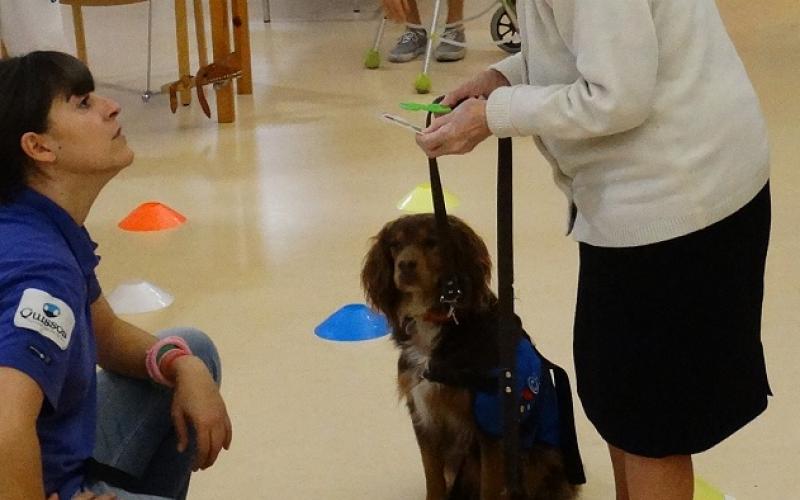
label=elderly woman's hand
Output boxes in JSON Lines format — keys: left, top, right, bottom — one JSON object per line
{"left": 415, "top": 97, "right": 492, "bottom": 158}
{"left": 441, "top": 69, "right": 511, "bottom": 108}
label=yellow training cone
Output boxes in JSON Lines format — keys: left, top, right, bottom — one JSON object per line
{"left": 695, "top": 476, "right": 736, "bottom": 500}
{"left": 397, "top": 183, "right": 461, "bottom": 213}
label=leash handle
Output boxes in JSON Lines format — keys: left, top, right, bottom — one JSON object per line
{"left": 496, "top": 137, "right": 524, "bottom": 494}
{"left": 425, "top": 98, "right": 523, "bottom": 492}
{"left": 426, "top": 97, "right": 464, "bottom": 307}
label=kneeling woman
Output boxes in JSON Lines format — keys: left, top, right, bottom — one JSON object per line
{"left": 0, "top": 51, "right": 232, "bottom": 500}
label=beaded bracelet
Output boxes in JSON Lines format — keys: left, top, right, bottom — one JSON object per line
{"left": 146, "top": 336, "right": 193, "bottom": 387}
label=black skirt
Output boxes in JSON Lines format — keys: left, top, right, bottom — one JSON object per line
{"left": 573, "top": 183, "right": 772, "bottom": 458}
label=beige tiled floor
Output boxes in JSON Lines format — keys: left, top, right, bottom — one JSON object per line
{"left": 55, "top": 0, "right": 800, "bottom": 498}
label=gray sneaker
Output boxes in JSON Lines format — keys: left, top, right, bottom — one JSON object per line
{"left": 435, "top": 26, "right": 466, "bottom": 62}
{"left": 389, "top": 28, "right": 427, "bottom": 63}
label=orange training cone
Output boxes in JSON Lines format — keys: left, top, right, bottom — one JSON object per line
{"left": 118, "top": 202, "right": 186, "bottom": 232}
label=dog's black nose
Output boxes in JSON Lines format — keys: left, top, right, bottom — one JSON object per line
{"left": 398, "top": 260, "right": 417, "bottom": 273}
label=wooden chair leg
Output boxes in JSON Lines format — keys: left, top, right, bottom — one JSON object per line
{"left": 209, "top": 0, "right": 234, "bottom": 123}
{"left": 72, "top": 5, "right": 88, "bottom": 64}
{"left": 231, "top": 0, "right": 252, "bottom": 95}
{"left": 192, "top": 0, "right": 208, "bottom": 67}
{"left": 174, "top": 0, "right": 192, "bottom": 106}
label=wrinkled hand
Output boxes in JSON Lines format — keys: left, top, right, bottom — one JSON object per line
{"left": 46, "top": 492, "right": 116, "bottom": 500}
{"left": 382, "top": 0, "right": 411, "bottom": 23}
{"left": 440, "top": 69, "right": 511, "bottom": 109}
{"left": 170, "top": 356, "right": 233, "bottom": 471}
{"left": 416, "top": 97, "right": 492, "bottom": 158}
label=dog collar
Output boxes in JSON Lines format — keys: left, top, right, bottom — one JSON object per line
{"left": 423, "top": 307, "right": 455, "bottom": 325}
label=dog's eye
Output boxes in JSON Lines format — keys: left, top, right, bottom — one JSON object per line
{"left": 423, "top": 237, "right": 438, "bottom": 249}
{"left": 388, "top": 241, "right": 401, "bottom": 253}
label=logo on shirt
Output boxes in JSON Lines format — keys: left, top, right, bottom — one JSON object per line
{"left": 43, "top": 303, "right": 61, "bottom": 318}
{"left": 527, "top": 375, "right": 541, "bottom": 395}
{"left": 14, "top": 289, "right": 75, "bottom": 350}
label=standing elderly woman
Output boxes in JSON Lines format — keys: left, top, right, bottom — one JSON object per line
{"left": 0, "top": 51, "right": 232, "bottom": 500}
{"left": 416, "top": 1, "right": 772, "bottom": 499}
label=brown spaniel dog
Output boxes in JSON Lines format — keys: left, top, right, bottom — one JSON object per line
{"left": 362, "top": 214, "right": 577, "bottom": 500}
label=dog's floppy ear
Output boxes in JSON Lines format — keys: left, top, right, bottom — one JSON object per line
{"left": 448, "top": 215, "right": 493, "bottom": 310}
{"left": 361, "top": 224, "right": 399, "bottom": 317}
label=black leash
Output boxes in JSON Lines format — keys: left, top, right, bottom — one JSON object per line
{"left": 425, "top": 104, "right": 464, "bottom": 319}
{"left": 496, "top": 132, "right": 586, "bottom": 488}
{"left": 496, "top": 129, "right": 586, "bottom": 488}
{"left": 425, "top": 99, "right": 522, "bottom": 495}
{"left": 496, "top": 136, "right": 525, "bottom": 496}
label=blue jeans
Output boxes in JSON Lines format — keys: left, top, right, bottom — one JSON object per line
{"left": 84, "top": 328, "right": 222, "bottom": 500}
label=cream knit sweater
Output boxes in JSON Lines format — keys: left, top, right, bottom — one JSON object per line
{"left": 486, "top": 0, "right": 769, "bottom": 247}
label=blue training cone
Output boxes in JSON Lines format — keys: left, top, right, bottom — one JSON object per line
{"left": 315, "top": 304, "right": 391, "bottom": 342}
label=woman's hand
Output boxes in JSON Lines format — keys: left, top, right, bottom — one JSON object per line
{"left": 170, "top": 356, "right": 233, "bottom": 471}
{"left": 440, "top": 69, "right": 511, "bottom": 108}
{"left": 382, "top": 0, "right": 411, "bottom": 23}
{"left": 416, "top": 97, "right": 492, "bottom": 158}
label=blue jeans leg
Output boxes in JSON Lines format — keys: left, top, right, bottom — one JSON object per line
{"left": 89, "top": 328, "right": 222, "bottom": 500}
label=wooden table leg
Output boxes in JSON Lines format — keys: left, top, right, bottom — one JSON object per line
{"left": 231, "top": 0, "right": 252, "bottom": 95}
{"left": 72, "top": 5, "right": 88, "bottom": 64}
{"left": 174, "top": 0, "right": 192, "bottom": 106}
{"left": 209, "top": 0, "right": 235, "bottom": 123}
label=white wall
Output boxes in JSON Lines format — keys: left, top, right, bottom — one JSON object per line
{"left": 0, "top": 0, "right": 67, "bottom": 55}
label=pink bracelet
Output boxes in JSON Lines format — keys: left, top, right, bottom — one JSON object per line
{"left": 159, "top": 348, "right": 189, "bottom": 379}
{"left": 146, "top": 336, "right": 193, "bottom": 387}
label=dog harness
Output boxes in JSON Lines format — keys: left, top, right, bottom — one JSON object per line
{"left": 420, "top": 313, "right": 561, "bottom": 451}
{"left": 472, "top": 338, "right": 560, "bottom": 449}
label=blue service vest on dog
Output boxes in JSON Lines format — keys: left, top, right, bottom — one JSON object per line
{"left": 473, "top": 339, "right": 560, "bottom": 449}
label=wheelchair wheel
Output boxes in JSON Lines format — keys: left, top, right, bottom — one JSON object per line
{"left": 490, "top": 7, "right": 521, "bottom": 54}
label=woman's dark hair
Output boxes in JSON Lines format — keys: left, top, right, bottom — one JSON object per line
{"left": 0, "top": 51, "right": 94, "bottom": 202}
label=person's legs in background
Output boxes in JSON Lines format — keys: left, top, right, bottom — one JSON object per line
{"left": 608, "top": 444, "right": 694, "bottom": 500}
{"left": 435, "top": 0, "right": 466, "bottom": 61}
{"left": 388, "top": 0, "right": 427, "bottom": 63}
{"left": 87, "top": 328, "right": 222, "bottom": 500}
{"left": 387, "top": 0, "right": 466, "bottom": 63}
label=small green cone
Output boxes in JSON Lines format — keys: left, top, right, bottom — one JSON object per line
{"left": 364, "top": 49, "right": 381, "bottom": 69}
{"left": 415, "top": 73, "right": 432, "bottom": 94}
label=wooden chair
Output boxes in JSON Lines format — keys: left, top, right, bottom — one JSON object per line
{"left": 60, "top": 0, "right": 205, "bottom": 106}
{"left": 164, "top": 0, "right": 252, "bottom": 123}
{"left": 62, "top": 0, "right": 251, "bottom": 123}
{"left": 62, "top": 0, "right": 151, "bottom": 101}
{"left": 61, "top": 1, "right": 148, "bottom": 66}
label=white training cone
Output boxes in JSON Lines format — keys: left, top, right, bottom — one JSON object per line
{"left": 107, "top": 280, "right": 174, "bottom": 315}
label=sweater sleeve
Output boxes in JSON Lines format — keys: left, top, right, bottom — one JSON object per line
{"left": 486, "top": 0, "right": 659, "bottom": 139}
{"left": 489, "top": 52, "right": 526, "bottom": 86}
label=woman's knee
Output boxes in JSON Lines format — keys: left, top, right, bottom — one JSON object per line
{"left": 157, "top": 327, "right": 222, "bottom": 386}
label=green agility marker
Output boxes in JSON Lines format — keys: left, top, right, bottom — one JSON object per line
{"left": 400, "top": 102, "right": 452, "bottom": 114}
